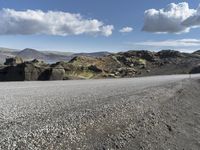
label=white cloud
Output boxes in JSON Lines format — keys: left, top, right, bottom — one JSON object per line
{"left": 0, "top": 8, "right": 114, "bottom": 36}
{"left": 135, "top": 39, "right": 200, "bottom": 47}
{"left": 182, "top": 5, "right": 200, "bottom": 28}
{"left": 125, "top": 39, "right": 200, "bottom": 52}
{"left": 119, "top": 27, "right": 133, "bottom": 33}
{"left": 142, "top": 2, "right": 200, "bottom": 33}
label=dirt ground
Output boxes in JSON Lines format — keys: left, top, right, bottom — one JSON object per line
{"left": 0, "top": 76, "right": 200, "bottom": 149}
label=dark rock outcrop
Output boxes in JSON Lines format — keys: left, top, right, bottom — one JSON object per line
{"left": 193, "top": 50, "right": 200, "bottom": 55}
{"left": 24, "top": 62, "right": 47, "bottom": 81}
{"left": 0, "top": 65, "right": 24, "bottom": 81}
{"left": 24, "top": 62, "right": 66, "bottom": 81}
{"left": 4, "top": 56, "right": 24, "bottom": 66}
{"left": 88, "top": 65, "right": 102, "bottom": 73}
{"left": 118, "top": 50, "right": 156, "bottom": 62}
{"left": 0, "top": 58, "right": 66, "bottom": 81}
{"left": 49, "top": 65, "right": 65, "bottom": 80}
{"left": 157, "top": 50, "right": 182, "bottom": 58}
{"left": 190, "top": 65, "right": 200, "bottom": 74}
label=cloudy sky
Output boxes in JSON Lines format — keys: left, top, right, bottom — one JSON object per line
{"left": 0, "top": 0, "right": 200, "bottom": 52}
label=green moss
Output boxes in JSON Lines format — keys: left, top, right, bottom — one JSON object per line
{"left": 138, "top": 59, "right": 146, "bottom": 65}
{"left": 126, "top": 57, "right": 146, "bottom": 66}
{"left": 64, "top": 70, "right": 96, "bottom": 79}
{"left": 78, "top": 71, "right": 95, "bottom": 79}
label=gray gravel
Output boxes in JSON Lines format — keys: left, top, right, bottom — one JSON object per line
{"left": 0, "top": 74, "right": 200, "bottom": 150}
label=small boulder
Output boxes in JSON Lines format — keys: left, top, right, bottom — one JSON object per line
{"left": 108, "top": 74, "right": 117, "bottom": 78}
{"left": 146, "top": 70, "right": 151, "bottom": 73}
{"left": 117, "top": 67, "right": 136, "bottom": 77}
{"left": 88, "top": 65, "right": 102, "bottom": 73}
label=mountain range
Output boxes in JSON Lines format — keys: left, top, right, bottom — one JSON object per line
{"left": 0, "top": 47, "right": 111, "bottom": 63}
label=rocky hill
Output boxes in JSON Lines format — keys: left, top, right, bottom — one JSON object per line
{"left": 193, "top": 50, "right": 200, "bottom": 55}
{"left": 0, "top": 50, "right": 200, "bottom": 81}
{"left": 17, "top": 48, "right": 46, "bottom": 60}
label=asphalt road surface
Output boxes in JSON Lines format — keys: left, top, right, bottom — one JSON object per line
{"left": 0, "top": 74, "right": 200, "bottom": 149}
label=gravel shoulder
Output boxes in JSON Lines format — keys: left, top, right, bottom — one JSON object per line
{"left": 0, "top": 75, "right": 200, "bottom": 149}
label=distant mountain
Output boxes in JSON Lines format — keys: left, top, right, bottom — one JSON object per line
{"left": 0, "top": 47, "right": 111, "bottom": 64}
{"left": 16, "top": 48, "right": 75, "bottom": 63}
{"left": 0, "top": 47, "right": 19, "bottom": 52}
{"left": 17, "top": 48, "right": 46, "bottom": 60}
{"left": 74, "top": 51, "right": 111, "bottom": 57}
{"left": 42, "top": 51, "right": 74, "bottom": 56}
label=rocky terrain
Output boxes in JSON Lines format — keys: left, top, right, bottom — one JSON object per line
{"left": 0, "top": 50, "right": 200, "bottom": 81}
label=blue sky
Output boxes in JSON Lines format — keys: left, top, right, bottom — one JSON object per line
{"left": 0, "top": 0, "right": 200, "bottom": 52}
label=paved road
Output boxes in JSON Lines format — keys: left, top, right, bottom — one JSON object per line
{"left": 0, "top": 74, "right": 200, "bottom": 149}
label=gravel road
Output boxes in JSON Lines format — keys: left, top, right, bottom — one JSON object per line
{"left": 0, "top": 74, "right": 200, "bottom": 150}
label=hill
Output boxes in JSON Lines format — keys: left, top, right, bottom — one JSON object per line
{"left": 0, "top": 50, "right": 200, "bottom": 81}
{"left": 17, "top": 48, "right": 46, "bottom": 59}
{"left": 193, "top": 50, "right": 200, "bottom": 55}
